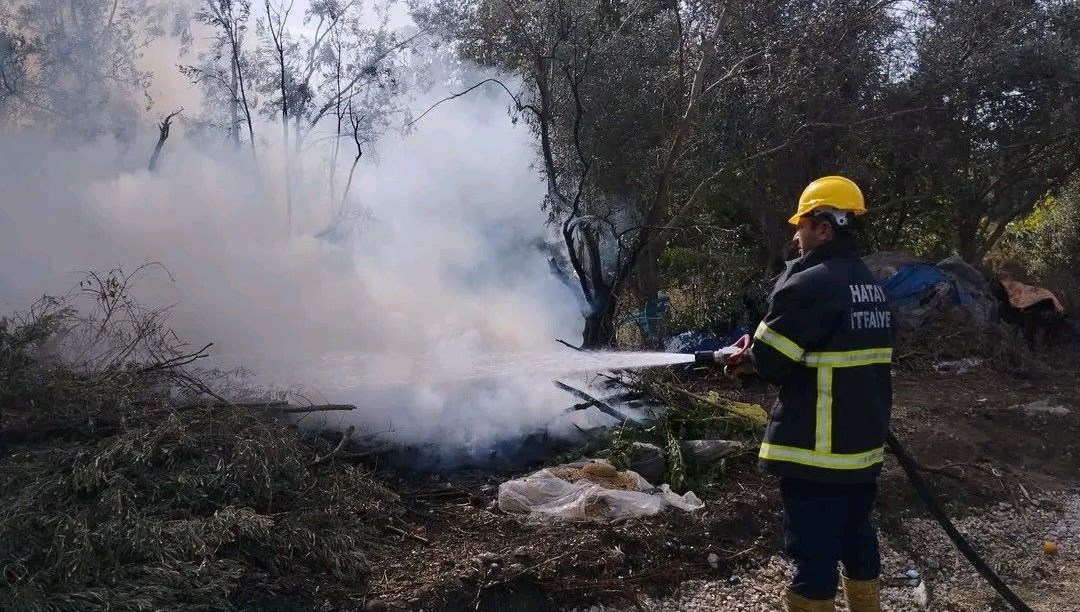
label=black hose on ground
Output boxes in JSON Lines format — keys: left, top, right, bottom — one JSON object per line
{"left": 885, "top": 431, "right": 1034, "bottom": 612}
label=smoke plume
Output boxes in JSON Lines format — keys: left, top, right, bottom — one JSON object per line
{"left": 0, "top": 64, "right": 604, "bottom": 451}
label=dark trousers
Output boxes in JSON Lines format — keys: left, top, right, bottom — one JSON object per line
{"left": 780, "top": 477, "right": 881, "bottom": 600}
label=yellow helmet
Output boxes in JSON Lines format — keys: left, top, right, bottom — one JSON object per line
{"left": 788, "top": 175, "right": 866, "bottom": 225}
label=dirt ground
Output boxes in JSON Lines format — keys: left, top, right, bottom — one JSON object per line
{"left": 356, "top": 353, "right": 1080, "bottom": 612}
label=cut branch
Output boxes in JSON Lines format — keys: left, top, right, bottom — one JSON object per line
{"left": 386, "top": 524, "right": 431, "bottom": 544}
{"left": 554, "top": 380, "right": 642, "bottom": 426}
{"left": 555, "top": 338, "right": 583, "bottom": 351}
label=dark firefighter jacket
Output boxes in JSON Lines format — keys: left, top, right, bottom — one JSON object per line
{"left": 749, "top": 235, "right": 894, "bottom": 483}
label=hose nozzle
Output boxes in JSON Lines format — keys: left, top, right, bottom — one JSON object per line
{"left": 693, "top": 347, "right": 739, "bottom": 366}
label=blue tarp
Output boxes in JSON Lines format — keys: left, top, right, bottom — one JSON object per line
{"left": 665, "top": 326, "right": 749, "bottom": 354}
{"left": 624, "top": 296, "right": 672, "bottom": 337}
{"left": 880, "top": 263, "right": 950, "bottom": 307}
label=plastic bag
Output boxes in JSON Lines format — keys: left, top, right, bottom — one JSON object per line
{"left": 497, "top": 463, "right": 704, "bottom": 522}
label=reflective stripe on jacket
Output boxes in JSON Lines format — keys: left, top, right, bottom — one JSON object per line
{"left": 750, "top": 235, "right": 893, "bottom": 483}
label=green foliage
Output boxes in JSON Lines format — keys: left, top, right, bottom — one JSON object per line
{"left": 897, "top": 0, "right": 1080, "bottom": 260}
{"left": 992, "top": 180, "right": 1080, "bottom": 336}
{"left": 663, "top": 421, "right": 685, "bottom": 491}
{"left": 0, "top": 299, "right": 72, "bottom": 389}
{"left": 696, "top": 391, "right": 767, "bottom": 429}
{"left": 0, "top": 0, "right": 164, "bottom": 137}
{"left": 633, "top": 367, "right": 766, "bottom": 436}
{"left": 551, "top": 422, "right": 649, "bottom": 469}
{"left": 659, "top": 225, "right": 765, "bottom": 334}
{"left": 998, "top": 184, "right": 1080, "bottom": 284}
{"left": 551, "top": 368, "right": 764, "bottom": 492}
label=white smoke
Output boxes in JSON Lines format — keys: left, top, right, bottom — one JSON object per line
{"left": 0, "top": 58, "right": 602, "bottom": 450}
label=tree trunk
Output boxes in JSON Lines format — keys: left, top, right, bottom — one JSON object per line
{"left": 148, "top": 126, "right": 169, "bottom": 172}
{"left": 267, "top": 0, "right": 292, "bottom": 230}
{"left": 581, "top": 293, "right": 618, "bottom": 348}
{"left": 148, "top": 110, "right": 182, "bottom": 172}
{"left": 233, "top": 42, "right": 257, "bottom": 160}
{"left": 956, "top": 209, "right": 980, "bottom": 262}
{"left": 339, "top": 148, "right": 362, "bottom": 213}
{"left": 328, "top": 38, "right": 343, "bottom": 212}
{"left": 623, "top": 12, "right": 728, "bottom": 311}
{"left": 229, "top": 54, "right": 239, "bottom": 146}
{"left": 281, "top": 114, "right": 293, "bottom": 230}
{"left": 632, "top": 240, "right": 663, "bottom": 306}
{"left": 759, "top": 207, "right": 790, "bottom": 275}
{"left": 291, "top": 117, "right": 305, "bottom": 213}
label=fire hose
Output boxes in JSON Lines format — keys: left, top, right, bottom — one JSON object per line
{"left": 885, "top": 431, "right": 1033, "bottom": 612}
{"left": 688, "top": 349, "right": 1034, "bottom": 611}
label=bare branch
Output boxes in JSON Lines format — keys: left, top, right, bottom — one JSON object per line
{"left": 308, "top": 425, "right": 355, "bottom": 467}
{"left": 700, "top": 48, "right": 768, "bottom": 97}
{"left": 136, "top": 341, "right": 211, "bottom": 374}
{"left": 337, "top": 102, "right": 365, "bottom": 216}
{"left": 407, "top": 78, "right": 535, "bottom": 128}
{"left": 308, "top": 29, "right": 428, "bottom": 128}
{"left": 661, "top": 106, "right": 932, "bottom": 239}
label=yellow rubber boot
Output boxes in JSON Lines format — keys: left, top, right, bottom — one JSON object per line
{"left": 784, "top": 588, "right": 836, "bottom": 612}
{"left": 841, "top": 576, "right": 882, "bottom": 612}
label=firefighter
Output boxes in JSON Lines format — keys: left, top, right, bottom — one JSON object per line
{"left": 725, "top": 176, "right": 893, "bottom": 612}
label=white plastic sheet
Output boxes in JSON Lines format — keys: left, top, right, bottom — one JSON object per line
{"left": 497, "top": 466, "right": 704, "bottom": 522}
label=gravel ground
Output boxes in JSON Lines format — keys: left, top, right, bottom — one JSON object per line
{"left": 565, "top": 492, "right": 1080, "bottom": 612}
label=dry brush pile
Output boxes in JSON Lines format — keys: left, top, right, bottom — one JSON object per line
{"left": 0, "top": 269, "right": 402, "bottom": 612}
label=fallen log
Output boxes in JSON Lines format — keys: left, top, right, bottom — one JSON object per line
{"left": 176, "top": 400, "right": 287, "bottom": 410}
{"left": 176, "top": 401, "right": 357, "bottom": 414}
{"left": 272, "top": 404, "right": 357, "bottom": 414}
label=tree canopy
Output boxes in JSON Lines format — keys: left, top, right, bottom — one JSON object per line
{"left": 416, "top": 0, "right": 1080, "bottom": 345}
